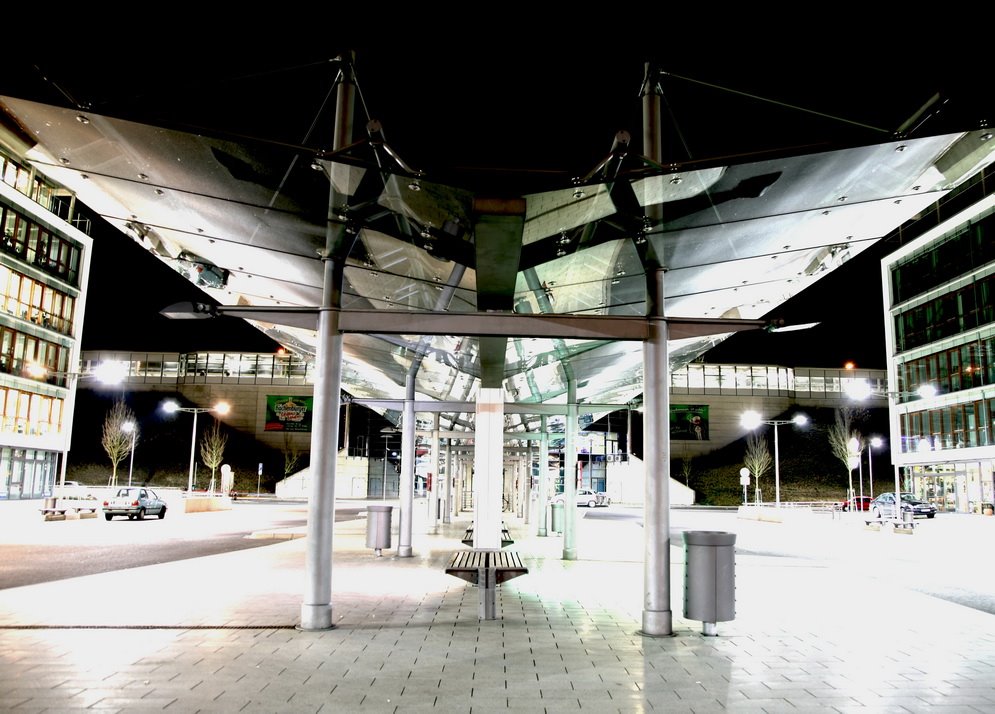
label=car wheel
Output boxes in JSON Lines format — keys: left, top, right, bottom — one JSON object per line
{"left": 587, "top": 500, "right": 597, "bottom": 508}
{"left": 136, "top": 507, "right": 145, "bottom": 521}
{"left": 158, "top": 505, "right": 167, "bottom": 520}
{"left": 104, "top": 513, "right": 113, "bottom": 521}
{"left": 872, "top": 507, "right": 883, "bottom": 519}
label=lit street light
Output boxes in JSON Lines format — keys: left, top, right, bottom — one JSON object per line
{"left": 847, "top": 437, "right": 861, "bottom": 510}
{"left": 162, "top": 400, "right": 231, "bottom": 493}
{"left": 741, "top": 410, "right": 809, "bottom": 508}
{"left": 26, "top": 360, "right": 129, "bottom": 489}
{"left": 846, "top": 379, "right": 937, "bottom": 520}
{"left": 122, "top": 421, "right": 137, "bottom": 487}
{"left": 867, "top": 436, "right": 883, "bottom": 498}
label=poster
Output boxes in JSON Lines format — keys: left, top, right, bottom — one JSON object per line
{"left": 265, "top": 395, "right": 313, "bottom": 432}
{"left": 670, "top": 405, "right": 709, "bottom": 440}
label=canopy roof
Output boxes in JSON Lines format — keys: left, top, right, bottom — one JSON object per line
{"left": 3, "top": 62, "right": 994, "bottom": 432}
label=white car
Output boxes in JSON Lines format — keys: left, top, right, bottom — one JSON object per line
{"left": 102, "top": 487, "right": 168, "bottom": 521}
{"left": 550, "top": 489, "right": 607, "bottom": 508}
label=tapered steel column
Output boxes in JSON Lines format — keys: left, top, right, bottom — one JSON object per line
{"left": 429, "top": 415, "right": 440, "bottom": 531}
{"left": 562, "top": 378, "right": 578, "bottom": 560}
{"left": 398, "top": 374, "right": 415, "bottom": 557}
{"left": 301, "top": 55, "right": 354, "bottom": 631}
{"left": 443, "top": 438, "right": 453, "bottom": 524}
{"left": 537, "top": 417, "right": 549, "bottom": 536}
{"left": 640, "top": 62, "right": 673, "bottom": 637}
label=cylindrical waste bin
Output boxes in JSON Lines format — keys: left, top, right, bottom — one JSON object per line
{"left": 366, "top": 505, "right": 393, "bottom": 556}
{"left": 683, "top": 530, "right": 736, "bottom": 636}
{"left": 550, "top": 502, "right": 564, "bottom": 534}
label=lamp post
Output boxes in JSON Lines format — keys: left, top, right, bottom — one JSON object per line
{"left": 122, "top": 421, "right": 137, "bottom": 487}
{"left": 26, "top": 360, "right": 129, "bottom": 489}
{"left": 845, "top": 379, "right": 936, "bottom": 514}
{"left": 380, "top": 427, "right": 398, "bottom": 500}
{"left": 162, "top": 400, "right": 231, "bottom": 493}
{"left": 867, "top": 436, "right": 882, "bottom": 498}
{"left": 741, "top": 411, "right": 809, "bottom": 508}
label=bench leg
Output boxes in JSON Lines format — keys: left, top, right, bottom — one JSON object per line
{"left": 479, "top": 567, "right": 497, "bottom": 620}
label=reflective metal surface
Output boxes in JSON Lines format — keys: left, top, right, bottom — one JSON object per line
{"left": 3, "top": 91, "right": 993, "bottom": 430}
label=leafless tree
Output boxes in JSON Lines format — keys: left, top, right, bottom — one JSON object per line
{"left": 101, "top": 401, "right": 137, "bottom": 488}
{"left": 200, "top": 419, "right": 228, "bottom": 493}
{"left": 283, "top": 431, "right": 303, "bottom": 477}
{"left": 828, "top": 407, "right": 862, "bottom": 477}
{"left": 828, "top": 407, "right": 863, "bottom": 505}
{"left": 680, "top": 445, "right": 693, "bottom": 487}
{"left": 743, "top": 432, "right": 772, "bottom": 502}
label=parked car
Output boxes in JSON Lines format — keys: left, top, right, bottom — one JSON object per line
{"left": 102, "top": 487, "right": 167, "bottom": 521}
{"left": 549, "top": 489, "right": 607, "bottom": 508}
{"left": 840, "top": 496, "right": 872, "bottom": 511}
{"left": 869, "top": 492, "right": 937, "bottom": 520}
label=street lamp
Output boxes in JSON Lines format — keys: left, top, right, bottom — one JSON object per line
{"left": 740, "top": 410, "right": 809, "bottom": 508}
{"left": 867, "top": 436, "right": 883, "bottom": 498}
{"left": 380, "top": 427, "right": 398, "bottom": 500}
{"left": 162, "top": 400, "right": 231, "bottom": 493}
{"left": 122, "top": 421, "right": 137, "bottom": 487}
{"left": 26, "top": 360, "right": 130, "bottom": 490}
{"left": 846, "top": 379, "right": 937, "bottom": 514}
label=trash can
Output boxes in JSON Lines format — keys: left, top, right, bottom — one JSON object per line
{"left": 683, "top": 530, "right": 736, "bottom": 636}
{"left": 550, "top": 502, "right": 564, "bottom": 534}
{"left": 365, "top": 505, "right": 393, "bottom": 556}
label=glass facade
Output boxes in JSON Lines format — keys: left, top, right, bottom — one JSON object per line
{"left": 0, "top": 147, "right": 91, "bottom": 499}
{"left": 887, "top": 167, "right": 995, "bottom": 514}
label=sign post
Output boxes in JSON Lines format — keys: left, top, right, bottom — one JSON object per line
{"left": 739, "top": 468, "right": 750, "bottom": 505}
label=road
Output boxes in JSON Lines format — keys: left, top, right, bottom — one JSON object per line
{"left": 0, "top": 499, "right": 362, "bottom": 590}
{"left": 3, "top": 499, "right": 994, "bottom": 617}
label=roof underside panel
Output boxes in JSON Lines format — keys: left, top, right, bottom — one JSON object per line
{"left": 3, "top": 94, "right": 994, "bottom": 421}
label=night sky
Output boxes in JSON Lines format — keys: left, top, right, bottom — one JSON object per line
{"left": 3, "top": 31, "right": 991, "bottom": 369}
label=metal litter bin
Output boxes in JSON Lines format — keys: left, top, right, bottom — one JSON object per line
{"left": 683, "top": 530, "right": 736, "bottom": 636}
{"left": 550, "top": 502, "right": 564, "bottom": 534}
{"left": 366, "top": 505, "right": 393, "bottom": 556}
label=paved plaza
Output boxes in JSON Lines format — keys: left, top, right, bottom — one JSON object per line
{"left": 1, "top": 500, "right": 993, "bottom": 712}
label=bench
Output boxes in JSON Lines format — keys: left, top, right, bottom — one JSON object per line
{"left": 865, "top": 517, "right": 917, "bottom": 531}
{"left": 461, "top": 522, "right": 514, "bottom": 548}
{"left": 445, "top": 549, "right": 528, "bottom": 619}
{"left": 40, "top": 505, "right": 99, "bottom": 521}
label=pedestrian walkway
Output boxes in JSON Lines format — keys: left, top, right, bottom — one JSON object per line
{"left": 1, "top": 501, "right": 993, "bottom": 712}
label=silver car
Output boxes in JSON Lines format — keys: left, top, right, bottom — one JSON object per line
{"left": 102, "top": 487, "right": 168, "bottom": 521}
{"left": 550, "top": 489, "right": 607, "bottom": 508}
{"left": 869, "top": 492, "right": 937, "bottom": 520}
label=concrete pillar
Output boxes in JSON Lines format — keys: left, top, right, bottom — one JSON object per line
{"left": 472, "top": 388, "right": 504, "bottom": 549}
